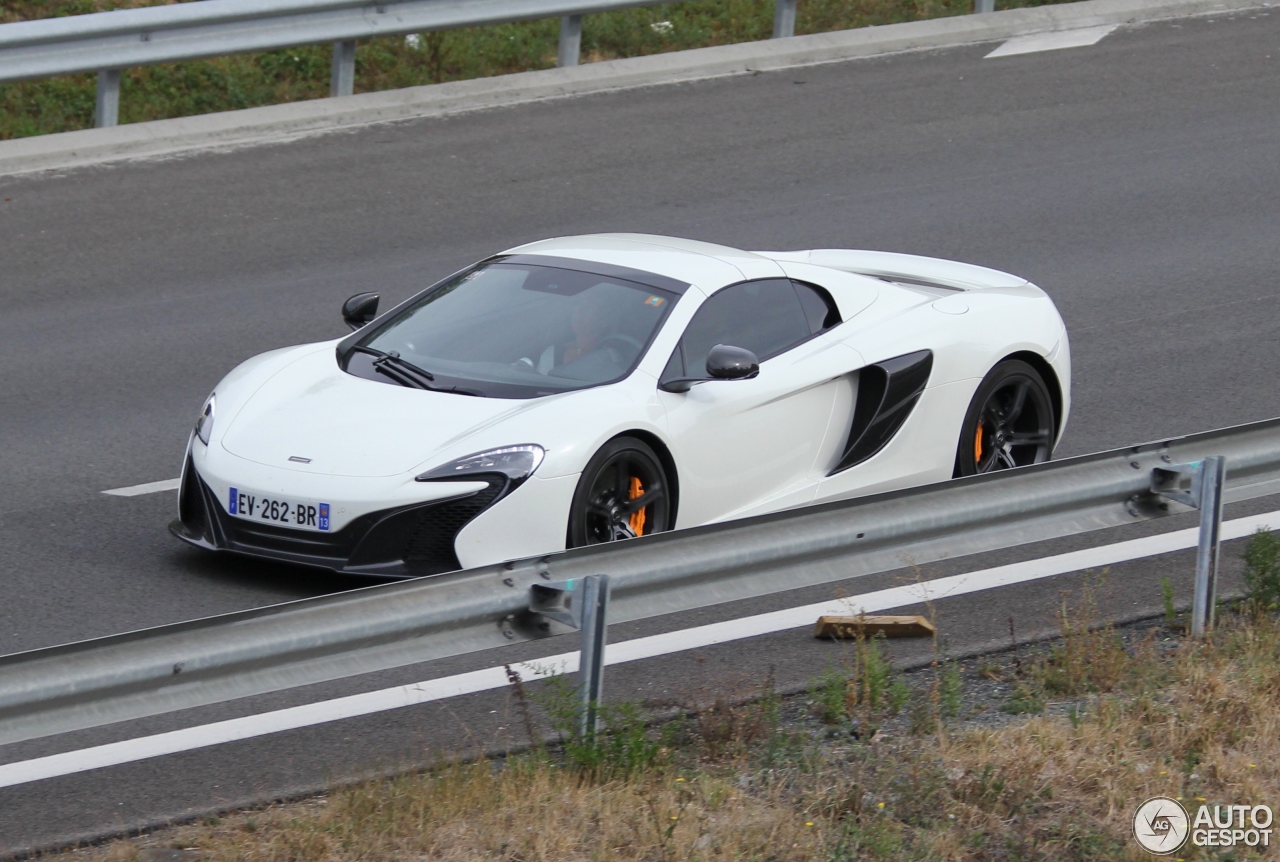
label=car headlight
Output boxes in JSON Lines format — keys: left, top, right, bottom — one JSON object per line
{"left": 194, "top": 393, "right": 215, "bottom": 446}
{"left": 416, "top": 445, "right": 545, "bottom": 485}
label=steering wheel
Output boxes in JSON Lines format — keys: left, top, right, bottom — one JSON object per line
{"left": 598, "top": 334, "right": 643, "bottom": 361}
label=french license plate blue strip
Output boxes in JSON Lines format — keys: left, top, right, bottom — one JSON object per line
{"left": 227, "top": 487, "right": 331, "bottom": 531}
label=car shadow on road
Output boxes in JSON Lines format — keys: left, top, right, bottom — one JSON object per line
{"left": 166, "top": 543, "right": 398, "bottom": 603}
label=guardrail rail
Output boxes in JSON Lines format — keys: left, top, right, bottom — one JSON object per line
{"left": 0, "top": 0, "right": 1000, "bottom": 128}
{"left": 1, "top": 416, "right": 1279, "bottom": 748}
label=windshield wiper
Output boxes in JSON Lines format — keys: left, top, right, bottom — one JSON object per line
{"left": 350, "top": 345, "right": 435, "bottom": 381}
{"left": 352, "top": 346, "right": 483, "bottom": 396}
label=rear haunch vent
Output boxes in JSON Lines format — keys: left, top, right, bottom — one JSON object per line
{"left": 830, "top": 350, "right": 933, "bottom": 475}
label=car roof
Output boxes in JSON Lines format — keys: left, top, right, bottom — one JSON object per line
{"left": 500, "top": 234, "right": 785, "bottom": 293}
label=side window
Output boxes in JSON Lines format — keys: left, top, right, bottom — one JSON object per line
{"left": 795, "top": 280, "right": 841, "bottom": 333}
{"left": 667, "top": 279, "right": 812, "bottom": 380}
{"left": 661, "top": 345, "right": 684, "bottom": 380}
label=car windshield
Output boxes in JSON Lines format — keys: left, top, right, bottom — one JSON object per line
{"left": 346, "top": 260, "right": 680, "bottom": 399}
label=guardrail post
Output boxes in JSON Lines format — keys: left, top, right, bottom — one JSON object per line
{"left": 974, "top": 0, "right": 995, "bottom": 12}
{"left": 330, "top": 39, "right": 356, "bottom": 97}
{"left": 558, "top": 15, "right": 582, "bottom": 67}
{"left": 95, "top": 69, "right": 120, "bottom": 128}
{"left": 529, "top": 573, "right": 611, "bottom": 740}
{"left": 1152, "top": 456, "right": 1227, "bottom": 638}
{"left": 577, "top": 574, "right": 610, "bottom": 739}
{"left": 772, "top": 0, "right": 797, "bottom": 38}
{"left": 1192, "top": 456, "right": 1225, "bottom": 637}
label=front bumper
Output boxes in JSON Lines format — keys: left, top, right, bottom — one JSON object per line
{"left": 169, "top": 456, "right": 508, "bottom": 577}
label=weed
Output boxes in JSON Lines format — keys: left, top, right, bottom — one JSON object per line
{"left": 855, "top": 632, "right": 897, "bottom": 713}
{"left": 1008, "top": 615, "right": 1023, "bottom": 674}
{"left": 908, "top": 694, "right": 938, "bottom": 735}
{"left": 1243, "top": 527, "right": 1280, "bottom": 612}
{"left": 503, "top": 663, "right": 542, "bottom": 751}
{"left": 938, "top": 659, "right": 963, "bottom": 719}
{"left": 975, "top": 658, "right": 1004, "bottom": 681}
{"left": 1001, "top": 684, "right": 1046, "bottom": 715}
{"left": 642, "top": 781, "right": 694, "bottom": 861}
{"left": 972, "top": 763, "right": 1006, "bottom": 805}
{"left": 886, "top": 676, "right": 911, "bottom": 715}
{"left": 905, "top": 667, "right": 955, "bottom": 736}
{"left": 534, "top": 673, "right": 665, "bottom": 779}
{"left": 809, "top": 665, "right": 851, "bottom": 725}
{"left": 827, "top": 816, "right": 904, "bottom": 859}
{"left": 679, "top": 678, "right": 784, "bottom": 762}
{"left": 1161, "top": 575, "right": 1177, "bottom": 626}
{"left": 802, "top": 631, "right": 913, "bottom": 741}
{"left": 1026, "top": 574, "right": 1132, "bottom": 697}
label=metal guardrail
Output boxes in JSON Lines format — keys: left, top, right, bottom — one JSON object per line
{"left": 0, "top": 0, "right": 1000, "bottom": 129}
{"left": 1, "top": 416, "right": 1279, "bottom": 748}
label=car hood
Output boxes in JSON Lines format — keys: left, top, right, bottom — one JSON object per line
{"left": 220, "top": 348, "right": 548, "bottom": 478}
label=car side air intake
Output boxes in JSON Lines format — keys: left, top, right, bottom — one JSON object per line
{"left": 829, "top": 350, "right": 933, "bottom": 475}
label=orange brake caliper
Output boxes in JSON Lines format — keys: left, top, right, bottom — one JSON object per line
{"left": 974, "top": 424, "right": 985, "bottom": 464}
{"left": 628, "top": 476, "right": 646, "bottom": 536}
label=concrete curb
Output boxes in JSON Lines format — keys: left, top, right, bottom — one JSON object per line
{"left": 0, "top": 0, "right": 1270, "bottom": 178}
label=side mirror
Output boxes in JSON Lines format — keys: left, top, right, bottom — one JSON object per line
{"left": 659, "top": 344, "right": 760, "bottom": 393}
{"left": 706, "top": 344, "right": 760, "bottom": 380}
{"left": 342, "top": 292, "right": 379, "bottom": 330}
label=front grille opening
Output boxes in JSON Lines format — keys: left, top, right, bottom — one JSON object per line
{"left": 178, "top": 457, "right": 209, "bottom": 539}
{"left": 403, "top": 480, "right": 506, "bottom": 568}
{"left": 185, "top": 469, "right": 512, "bottom": 577}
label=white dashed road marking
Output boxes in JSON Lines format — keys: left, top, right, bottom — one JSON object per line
{"left": 101, "top": 478, "right": 181, "bottom": 496}
{"left": 986, "top": 25, "right": 1119, "bottom": 58}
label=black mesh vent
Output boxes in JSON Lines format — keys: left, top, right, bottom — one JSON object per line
{"left": 224, "top": 517, "right": 350, "bottom": 555}
{"left": 174, "top": 469, "right": 513, "bottom": 577}
{"left": 403, "top": 479, "right": 506, "bottom": 567}
{"left": 178, "top": 457, "right": 209, "bottom": 538}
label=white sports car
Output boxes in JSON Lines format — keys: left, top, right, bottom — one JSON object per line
{"left": 171, "top": 234, "right": 1070, "bottom": 577}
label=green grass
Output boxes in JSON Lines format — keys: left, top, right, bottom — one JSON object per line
{"left": 2, "top": 0, "right": 1076, "bottom": 139}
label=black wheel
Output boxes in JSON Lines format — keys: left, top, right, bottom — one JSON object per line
{"left": 567, "top": 437, "right": 673, "bottom": 547}
{"left": 954, "top": 360, "right": 1055, "bottom": 477}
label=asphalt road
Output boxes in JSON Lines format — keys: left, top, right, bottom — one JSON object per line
{"left": 1, "top": 6, "right": 1279, "bottom": 853}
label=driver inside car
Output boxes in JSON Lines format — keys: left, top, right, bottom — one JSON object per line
{"left": 536, "top": 289, "right": 618, "bottom": 374}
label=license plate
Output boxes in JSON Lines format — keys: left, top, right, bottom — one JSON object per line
{"left": 229, "top": 487, "right": 331, "bottom": 532}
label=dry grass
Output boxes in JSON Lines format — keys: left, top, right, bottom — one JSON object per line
{"left": 86, "top": 763, "right": 828, "bottom": 861}
{"left": 51, "top": 594, "right": 1280, "bottom": 862}
{"left": 920, "top": 619, "right": 1280, "bottom": 860}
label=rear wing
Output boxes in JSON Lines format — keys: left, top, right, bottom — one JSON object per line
{"left": 755, "top": 249, "right": 1030, "bottom": 293}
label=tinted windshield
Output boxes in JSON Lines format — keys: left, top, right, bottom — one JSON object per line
{"left": 346, "top": 261, "right": 680, "bottom": 399}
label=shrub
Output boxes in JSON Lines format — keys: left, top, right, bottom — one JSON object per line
{"left": 1242, "top": 527, "right": 1280, "bottom": 612}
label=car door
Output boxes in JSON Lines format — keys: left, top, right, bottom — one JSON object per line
{"left": 657, "top": 278, "right": 860, "bottom": 527}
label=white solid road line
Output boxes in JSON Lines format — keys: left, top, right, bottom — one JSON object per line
{"left": 985, "top": 24, "right": 1119, "bottom": 58}
{"left": 101, "top": 478, "right": 181, "bottom": 497}
{"left": 2, "top": 509, "right": 1277, "bottom": 789}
